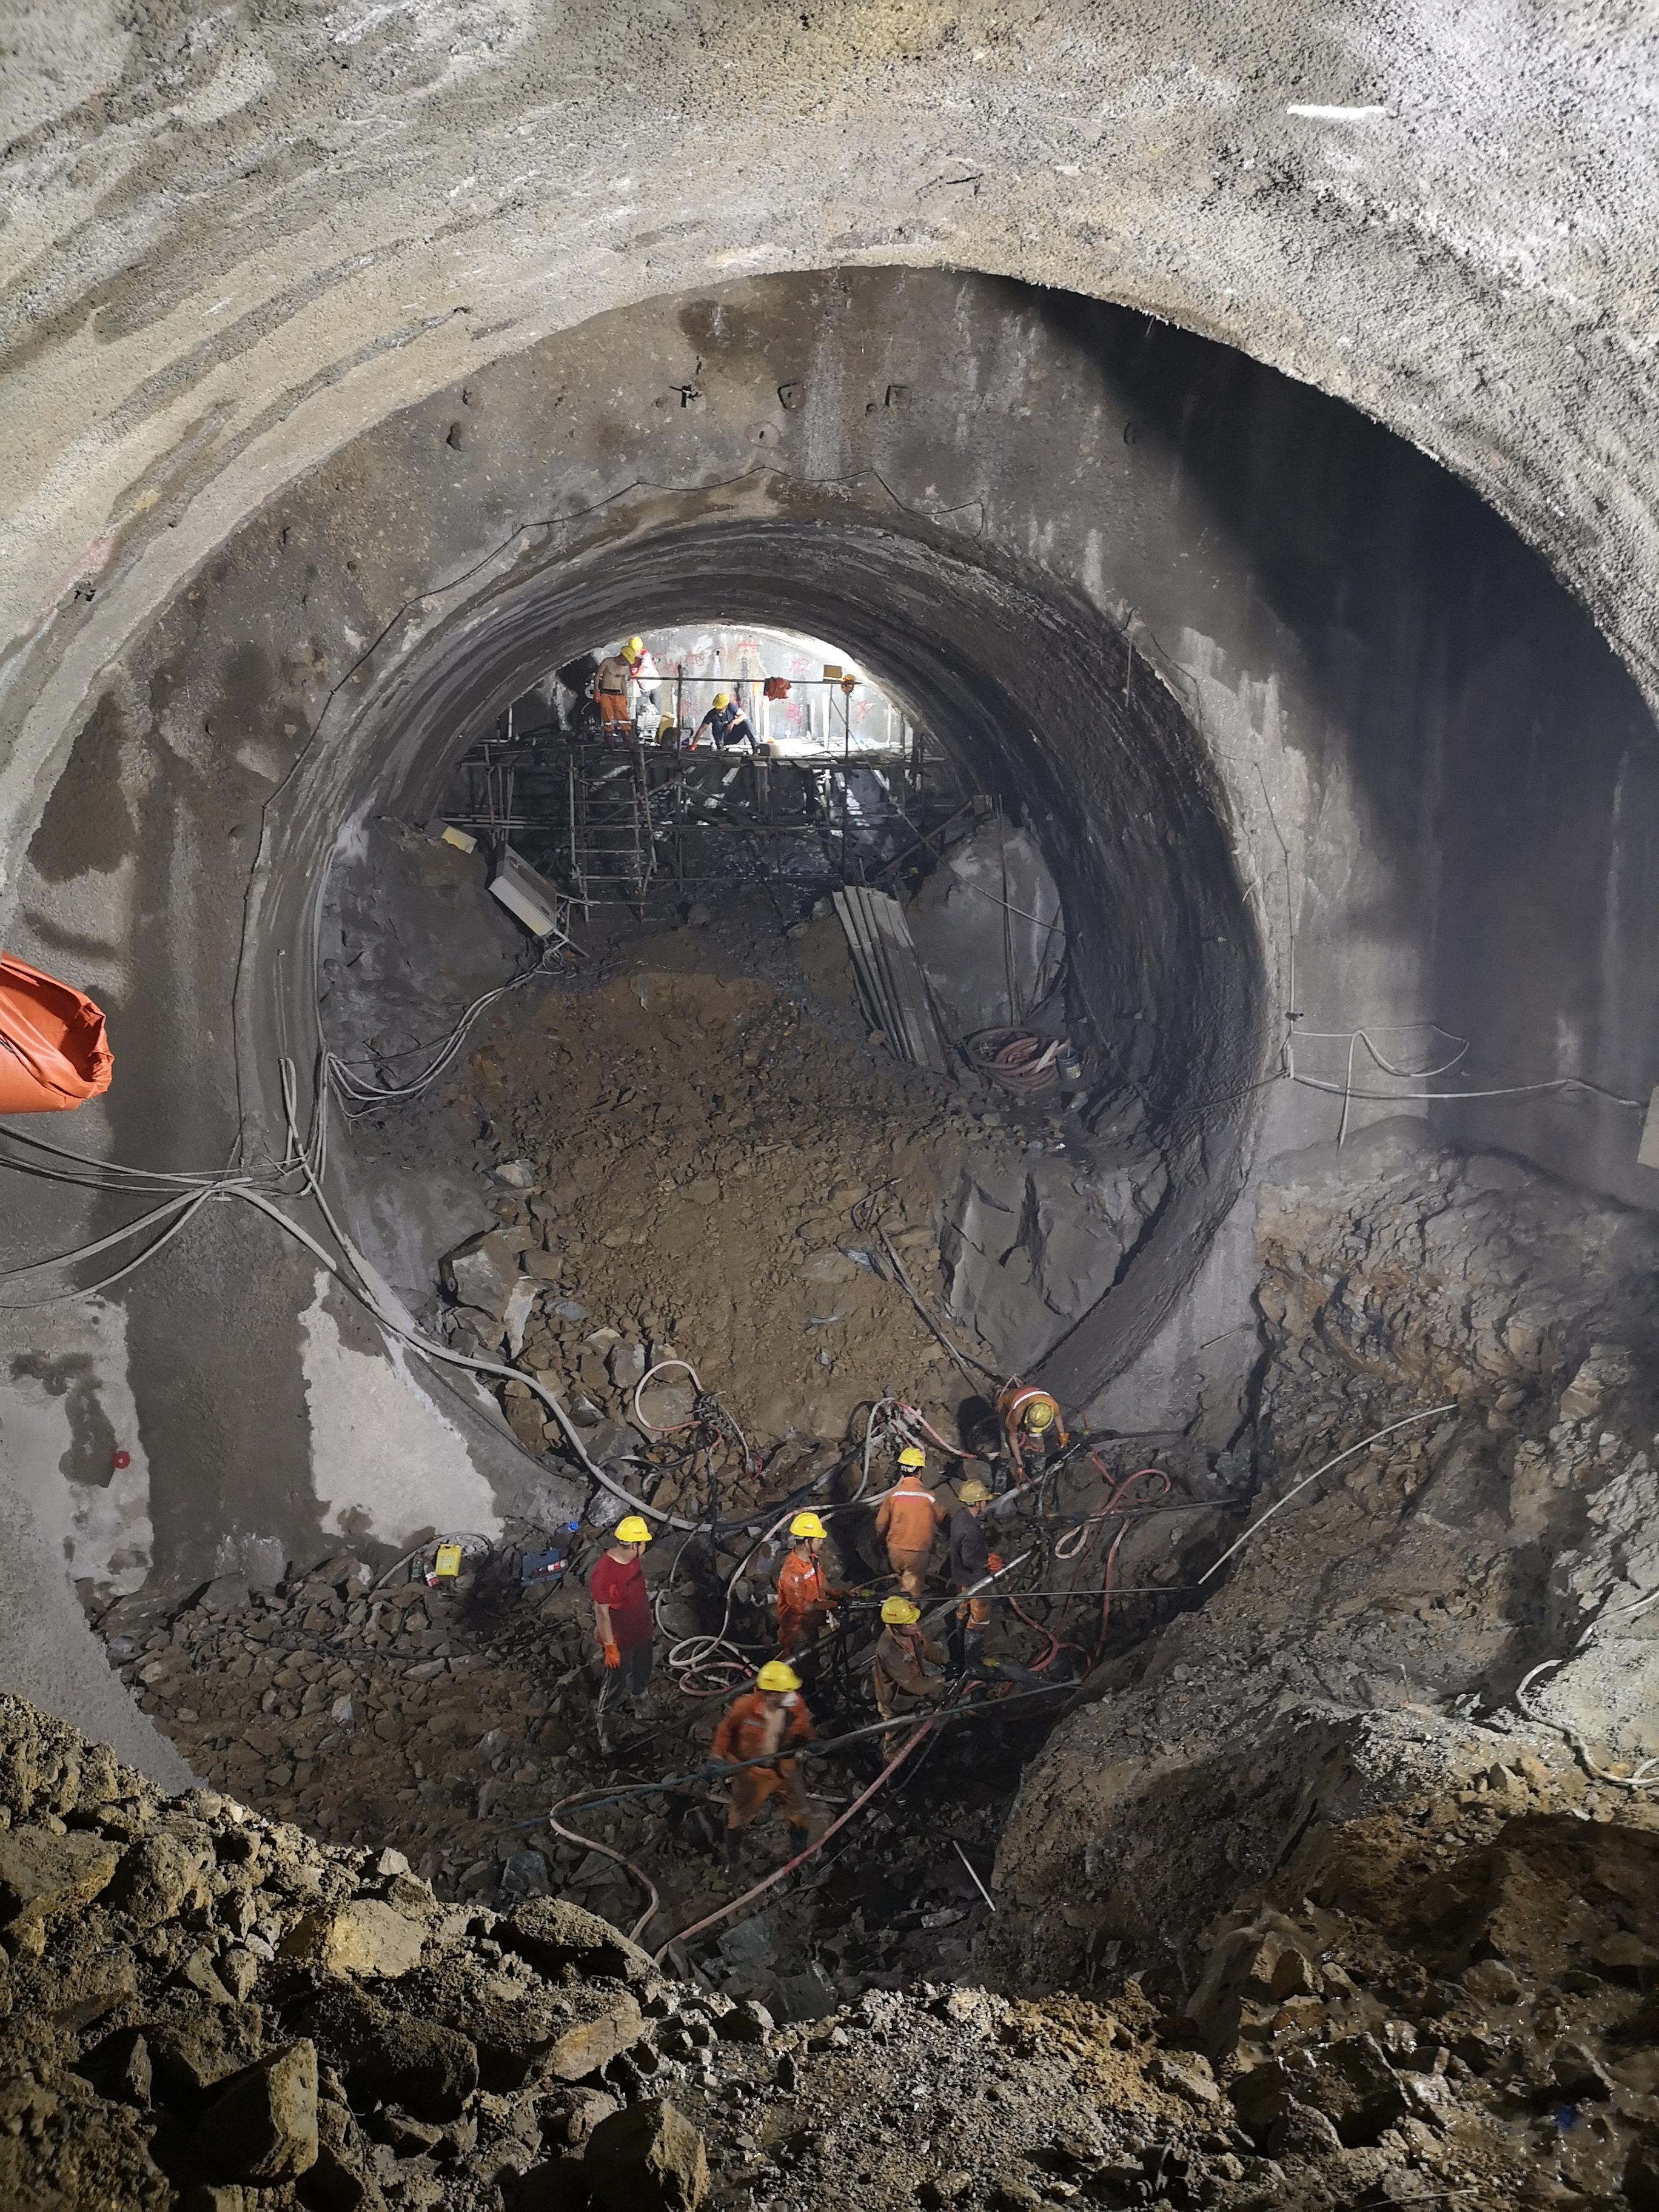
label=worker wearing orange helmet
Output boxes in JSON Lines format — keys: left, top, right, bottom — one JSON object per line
{"left": 589, "top": 1515, "right": 654, "bottom": 1708}
{"left": 997, "top": 1379, "right": 1070, "bottom": 1478}
{"left": 774, "top": 1511, "right": 843, "bottom": 1658}
{"left": 711, "top": 1660, "right": 819, "bottom": 1858}
{"left": 873, "top": 1445, "right": 945, "bottom": 1599}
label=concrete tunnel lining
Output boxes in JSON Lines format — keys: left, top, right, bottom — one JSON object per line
{"left": 289, "top": 507, "right": 1265, "bottom": 1416}
{"left": 5, "top": 262, "right": 1659, "bottom": 1801}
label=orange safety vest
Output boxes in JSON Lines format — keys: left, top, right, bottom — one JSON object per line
{"left": 712, "top": 1691, "right": 814, "bottom": 1765}
{"left": 877, "top": 1476, "right": 939, "bottom": 1552}
{"left": 776, "top": 1550, "right": 829, "bottom": 1618}
{"left": 999, "top": 1382, "right": 1068, "bottom": 1457}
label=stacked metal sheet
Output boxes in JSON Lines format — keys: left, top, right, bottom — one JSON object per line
{"left": 833, "top": 887, "right": 951, "bottom": 1075}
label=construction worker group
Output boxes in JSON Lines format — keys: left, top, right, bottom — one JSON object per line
{"left": 590, "top": 634, "right": 769, "bottom": 752}
{"left": 587, "top": 1413, "right": 1051, "bottom": 1855}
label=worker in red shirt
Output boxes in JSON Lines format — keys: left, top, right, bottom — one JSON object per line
{"left": 589, "top": 1514, "right": 655, "bottom": 1709}
{"left": 774, "top": 1510, "right": 842, "bottom": 1658}
{"left": 711, "top": 1660, "right": 817, "bottom": 1859}
{"left": 873, "top": 1446, "right": 943, "bottom": 1598}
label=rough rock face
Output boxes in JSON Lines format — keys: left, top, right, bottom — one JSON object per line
{"left": 990, "top": 1122, "right": 1659, "bottom": 1986}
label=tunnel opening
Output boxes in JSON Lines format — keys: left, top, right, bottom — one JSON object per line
{"left": 207, "top": 518, "right": 1269, "bottom": 1983}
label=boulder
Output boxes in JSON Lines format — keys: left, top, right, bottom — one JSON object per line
{"left": 1232, "top": 2033, "right": 1405, "bottom": 2148}
{"left": 583, "top": 2099, "right": 708, "bottom": 2212}
{"left": 427, "top": 1983, "right": 643, "bottom": 2091}
{"left": 504, "top": 1276, "right": 540, "bottom": 1357}
{"left": 196, "top": 2042, "right": 318, "bottom": 2183}
{"left": 500, "top": 1897, "right": 655, "bottom": 1985}
{"left": 279, "top": 1901, "right": 425, "bottom": 1979}
{"left": 149, "top": 2004, "right": 268, "bottom": 2097}
{"left": 441, "top": 1230, "right": 520, "bottom": 1319}
{"left": 107, "top": 1828, "right": 215, "bottom": 1928}
{"left": 296, "top": 1988, "right": 477, "bottom": 2122}
{"left": 0, "top": 1827, "right": 119, "bottom": 1950}
{"left": 1147, "top": 2051, "right": 1220, "bottom": 2106}
{"left": 76, "top": 2027, "right": 152, "bottom": 2108}
{"left": 609, "top": 1342, "right": 648, "bottom": 1390}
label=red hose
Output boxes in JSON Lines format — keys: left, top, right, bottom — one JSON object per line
{"left": 652, "top": 1717, "right": 936, "bottom": 1963}
{"left": 548, "top": 1794, "right": 662, "bottom": 1945}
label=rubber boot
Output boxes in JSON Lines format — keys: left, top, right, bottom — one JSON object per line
{"left": 963, "top": 1628, "right": 988, "bottom": 1674}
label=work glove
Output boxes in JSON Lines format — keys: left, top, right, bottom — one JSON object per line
{"left": 987, "top": 1553, "right": 1006, "bottom": 1574}
{"left": 602, "top": 1641, "right": 622, "bottom": 1670}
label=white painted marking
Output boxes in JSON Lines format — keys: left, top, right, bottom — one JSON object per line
{"left": 0, "top": 1299, "right": 154, "bottom": 1594}
{"left": 300, "top": 1273, "right": 501, "bottom": 1548}
{"left": 1286, "top": 102, "right": 1388, "bottom": 120}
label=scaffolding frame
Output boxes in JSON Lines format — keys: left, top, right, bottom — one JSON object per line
{"left": 446, "top": 725, "right": 976, "bottom": 913}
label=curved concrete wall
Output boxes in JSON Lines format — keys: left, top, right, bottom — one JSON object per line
{"left": 4, "top": 0, "right": 1659, "bottom": 1772}
{"left": 6, "top": 265, "right": 1655, "bottom": 1610}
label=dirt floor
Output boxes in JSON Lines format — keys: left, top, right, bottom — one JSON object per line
{"left": 448, "top": 954, "right": 985, "bottom": 1449}
{"left": 355, "top": 885, "right": 1121, "bottom": 1468}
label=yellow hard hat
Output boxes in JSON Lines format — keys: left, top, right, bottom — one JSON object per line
{"left": 897, "top": 1446, "right": 927, "bottom": 1469}
{"left": 959, "top": 1478, "right": 991, "bottom": 1506}
{"left": 756, "top": 1660, "right": 802, "bottom": 1692}
{"left": 881, "top": 1596, "right": 920, "bottom": 1626}
{"left": 626, "top": 635, "right": 644, "bottom": 655}
{"left": 713, "top": 690, "right": 730, "bottom": 709}
{"left": 1022, "top": 1397, "right": 1056, "bottom": 1432}
{"left": 789, "top": 1512, "right": 826, "bottom": 1540}
{"left": 613, "top": 1515, "right": 652, "bottom": 1544}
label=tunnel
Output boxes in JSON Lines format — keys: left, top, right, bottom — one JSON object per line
{"left": 5, "top": 15, "right": 1659, "bottom": 2209}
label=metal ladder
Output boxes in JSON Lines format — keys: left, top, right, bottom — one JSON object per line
{"left": 567, "top": 746, "right": 656, "bottom": 917}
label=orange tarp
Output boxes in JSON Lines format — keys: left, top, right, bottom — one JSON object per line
{"left": 0, "top": 955, "right": 113, "bottom": 1113}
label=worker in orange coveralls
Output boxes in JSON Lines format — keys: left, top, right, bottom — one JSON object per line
{"left": 774, "top": 1511, "right": 842, "bottom": 1658}
{"left": 873, "top": 1445, "right": 944, "bottom": 1598}
{"left": 997, "top": 1379, "right": 1070, "bottom": 1479}
{"left": 712, "top": 1661, "right": 819, "bottom": 1861}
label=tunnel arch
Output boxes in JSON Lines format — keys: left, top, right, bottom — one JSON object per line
{"left": 4, "top": 262, "right": 1658, "bottom": 1794}
{"left": 275, "top": 503, "right": 1265, "bottom": 1406}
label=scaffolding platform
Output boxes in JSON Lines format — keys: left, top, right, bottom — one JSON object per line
{"left": 446, "top": 729, "right": 978, "bottom": 915}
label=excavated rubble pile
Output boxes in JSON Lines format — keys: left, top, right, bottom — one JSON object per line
{"left": 52, "top": 1014, "right": 1659, "bottom": 2207}
{"left": 15, "top": 1684, "right": 1555, "bottom": 2212}
{"left": 343, "top": 891, "right": 1166, "bottom": 1457}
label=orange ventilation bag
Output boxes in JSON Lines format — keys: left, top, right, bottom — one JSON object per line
{"left": 0, "top": 956, "right": 113, "bottom": 1113}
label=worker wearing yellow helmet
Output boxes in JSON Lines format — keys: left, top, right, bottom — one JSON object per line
{"left": 692, "top": 688, "right": 756, "bottom": 754}
{"left": 948, "top": 1470, "right": 1005, "bottom": 1673}
{"left": 711, "top": 1658, "right": 818, "bottom": 1860}
{"left": 621, "top": 634, "right": 660, "bottom": 720}
{"left": 592, "top": 645, "right": 634, "bottom": 743}
{"left": 774, "top": 1509, "right": 844, "bottom": 1660}
{"left": 872, "top": 1592, "right": 948, "bottom": 1728}
{"left": 589, "top": 1512, "right": 654, "bottom": 1708}
{"left": 997, "top": 1379, "right": 1070, "bottom": 1477}
{"left": 873, "top": 1443, "right": 944, "bottom": 1599}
